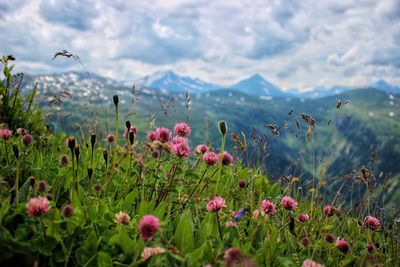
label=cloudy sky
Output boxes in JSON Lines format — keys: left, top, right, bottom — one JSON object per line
{"left": 0, "top": 0, "right": 399, "bottom": 90}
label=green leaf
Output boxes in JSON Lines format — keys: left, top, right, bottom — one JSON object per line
{"left": 174, "top": 210, "right": 193, "bottom": 253}
{"left": 108, "top": 228, "right": 135, "bottom": 256}
{"left": 75, "top": 247, "right": 91, "bottom": 266}
{"left": 188, "top": 243, "right": 207, "bottom": 266}
{"left": 97, "top": 251, "right": 113, "bottom": 267}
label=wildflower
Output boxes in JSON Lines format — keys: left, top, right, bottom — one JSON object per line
{"left": 173, "top": 122, "right": 191, "bottom": 137}
{"left": 302, "top": 259, "right": 325, "bottom": 267}
{"left": 206, "top": 196, "right": 226, "bottom": 212}
{"left": 203, "top": 152, "right": 219, "bottom": 166}
{"left": 147, "top": 131, "right": 157, "bottom": 142}
{"left": 224, "top": 248, "right": 242, "bottom": 265}
{"left": 261, "top": 200, "right": 277, "bottom": 215}
{"left": 172, "top": 136, "right": 188, "bottom": 145}
{"left": 94, "top": 183, "right": 102, "bottom": 191}
{"left": 106, "top": 133, "right": 115, "bottom": 143}
{"left": 323, "top": 205, "right": 335, "bottom": 217}
{"left": 325, "top": 233, "right": 335, "bottom": 243}
{"left": 22, "top": 134, "right": 32, "bottom": 146}
{"left": 0, "top": 129, "right": 12, "bottom": 140}
{"left": 281, "top": 196, "right": 298, "bottom": 211}
{"left": 171, "top": 141, "right": 190, "bottom": 158}
{"left": 220, "top": 151, "right": 233, "bottom": 166}
{"left": 233, "top": 207, "right": 248, "bottom": 221}
{"left": 115, "top": 212, "right": 131, "bottom": 225}
{"left": 16, "top": 128, "right": 26, "bottom": 135}
{"left": 194, "top": 144, "right": 208, "bottom": 155}
{"left": 367, "top": 243, "right": 375, "bottom": 252}
{"left": 26, "top": 197, "right": 50, "bottom": 217}
{"left": 59, "top": 154, "right": 69, "bottom": 166}
{"left": 46, "top": 193, "right": 54, "bottom": 201}
{"left": 155, "top": 127, "right": 172, "bottom": 143}
{"left": 238, "top": 179, "right": 247, "bottom": 188}
{"left": 301, "top": 237, "right": 310, "bottom": 247}
{"left": 151, "top": 151, "right": 159, "bottom": 158}
{"left": 336, "top": 239, "right": 352, "bottom": 254}
{"left": 62, "top": 204, "right": 74, "bottom": 218}
{"left": 123, "top": 126, "right": 137, "bottom": 138}
{"left": 225, "top": 221, "right": 237, "bottom": 228}
{"left": 37, "top": 180, "right": 48, "bottom": 192}
{"left": 364, "top": 216, "right": 380, "bottom": 231}
{"left": 138, "top": 215, "right": 160, "bottom": 241}
{"left": 141, "top": 247, "right": 166, "bottom": 261}
{"left": 298, "top": 213, "right": 310, "bottom": 223}
{"left": 252, "top": 210, "right": 260, "bottom": 219}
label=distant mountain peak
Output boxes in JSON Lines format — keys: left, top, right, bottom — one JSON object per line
{"left": 136, "top": 70, "right": 219, "bottom": 92}
{"left": 231, "top": 74, "right": 286, "bottom": 97}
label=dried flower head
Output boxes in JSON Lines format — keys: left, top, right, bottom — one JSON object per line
{"left": 115, "top": 212, "right": 131, "bottom": 225}
{"left": 141, "top": 247, "right": 166, "bottom": 261}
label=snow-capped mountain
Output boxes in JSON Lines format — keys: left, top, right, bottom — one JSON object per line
{"left": 230, "top": 74, "right": 288, "bottom": 97}
{"left": 136, "top": 70, "right": 219, "bottom": 92}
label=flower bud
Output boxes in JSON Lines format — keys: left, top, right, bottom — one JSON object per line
{"left": 103, "top": 149, "right": 108, "bottom": 164}
{"left": 62, "top": 204, "right": 74, "bottom": 218}
{"left": 126, "top": 120, "right": 131, "bottom": 131}
{"left": 38, "top": 180, "right": 48, "bottom": 192}
{"left": 113, "top": 95, "right": 119, "bottom": 107}
{"left": 22, "top": 134, "right": 32, "bottom": 146}
{"left": 74, "top": 145, "right": 80, "bottom": 162}
{"left": 67, "top": 136, "right": 75, "bottom": 152}
{"left": 129, "top": 131, "right": 135, "bottom": 145}
{"left": 94, "top": 183, "right": 102, "bottom": 191}
{"left": 87, "top": 166, "right": 93, "bottom": 179}
{"left": 218, "top": 120, "right": 227, "bottom": 135}
{"left": 90, "top": 133, "right": 96, "bottom": 149}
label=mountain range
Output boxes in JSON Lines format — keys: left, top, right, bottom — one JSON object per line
{"left": 135, "top": 70, "right": 399, "bottom": 98}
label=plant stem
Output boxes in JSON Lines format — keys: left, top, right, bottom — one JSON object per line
{"left": 216, "top": 212, "right": 223, "bottom": 240}
{"left": 183, "top": 168, "right": 208, "bottom": 209}
{"left": 215, "top": 134, "right": 226, "bottom": 194}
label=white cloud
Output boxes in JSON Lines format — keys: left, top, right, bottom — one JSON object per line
{"left": 0, "top": 0, "right": 399, "bottom": 89}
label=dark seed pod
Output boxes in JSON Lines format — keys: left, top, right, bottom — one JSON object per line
{"left": 113, "top": 95, "right": 119, "bottom": 107}
{"left": 218, "top": 120, "right": 227, "bottom": 135}
{"left": 68, "top": 136, "right": 75, "bottom": 152}
{"left": 13, "top": 144, "right": 19, "bottom": 159}
{"left": 74, "top": 145, "right": 80, "bottom": 162}
{"left": 129, "top": 131, "right": 135, "bottom": 145}
{"left": 29, "top": 176, "right": 36, "bottom": 188}
{"left": 126, "top": 121, "right": 131, "bottom": 131}
{"left": 103, "top": 149, "right": 108, "bottom": 164}
{"left": 90, "top": 133, "right": 96, "bottom": 149}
